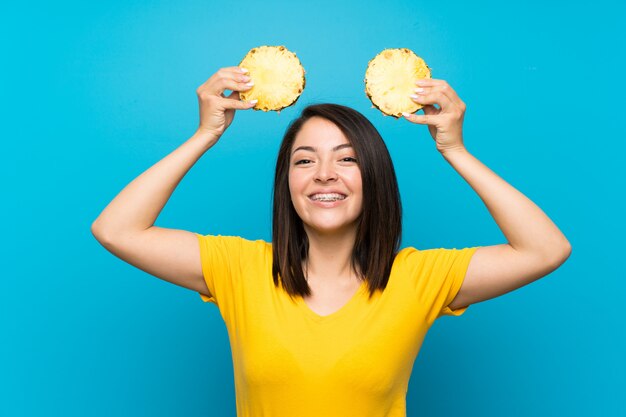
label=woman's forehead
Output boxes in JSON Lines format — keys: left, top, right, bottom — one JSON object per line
{"left": 292, "top": 117, "right": 350, "bottom": 150}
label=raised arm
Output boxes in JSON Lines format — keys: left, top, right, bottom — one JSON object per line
{"left": 91, "top": 66, "right": 257, "bottom": 295}
{"left": 403, "top": 79, "right": 572, "bottom": 310}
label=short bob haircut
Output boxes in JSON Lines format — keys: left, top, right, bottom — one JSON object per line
{"left": 272, "top": 103, "right": 402, "bottom": 300}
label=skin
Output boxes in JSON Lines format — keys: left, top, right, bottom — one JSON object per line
{"left": 288, "top": 117, "right": 364, "bottom": 288}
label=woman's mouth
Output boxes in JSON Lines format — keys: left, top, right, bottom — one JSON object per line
{"left": 308, "top": 193, "right": 347, "bottom": 202}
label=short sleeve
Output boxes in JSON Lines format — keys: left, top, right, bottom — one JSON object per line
{"left": 407, "top": 246, "right": 481, "bottom": 321}
{"left": 195, "top": 234, "right": 244, "bottom": 306}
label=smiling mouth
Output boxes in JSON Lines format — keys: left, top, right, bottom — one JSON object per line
{"left": 308, "top": 193, "right": 347, "bottom": 202}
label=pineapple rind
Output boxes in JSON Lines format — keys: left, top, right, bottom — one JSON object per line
{"left": 239, "top": 45, "right": 306, "bottom": 112}
{"left": 364, "top": 48, "right": 432, "bottom": 118}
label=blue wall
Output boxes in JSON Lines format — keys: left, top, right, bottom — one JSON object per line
{"left": 2, "top": 0, "right": 624, "bottom": 415}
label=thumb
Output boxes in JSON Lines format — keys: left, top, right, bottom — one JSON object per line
{"left": 221, "top": 98, "right": 258, "bottom": 110}
{"left": 402, "top": 104, "right": 440, "bottom": 124}
{"left": 402, "top": 112, "right": 434, "bottom": 125}
{"left": 220, "top": 91, "right": 257, "bottom": 110}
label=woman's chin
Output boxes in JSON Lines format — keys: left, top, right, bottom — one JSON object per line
{"left": 303, "top": 222, "right": 358, "bottom": 237}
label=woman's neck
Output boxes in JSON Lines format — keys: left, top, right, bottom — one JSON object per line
{"left": 303, "top": 227, "right": 360, "bottom": 286}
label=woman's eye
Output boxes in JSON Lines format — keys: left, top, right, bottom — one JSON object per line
{"left": 342, "top": 157, "right": 358, "bottom": 163}
{"left": 295, "top": 159, "right": 312, "bottom": 165}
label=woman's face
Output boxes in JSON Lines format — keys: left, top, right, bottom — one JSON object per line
{"left": 288, "top": 117, "right": 363, "bottom": 236}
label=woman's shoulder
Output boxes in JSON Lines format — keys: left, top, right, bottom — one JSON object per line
{"left": 394, "top": 244, "right": 479, "bottom": 270}
{"left": 393, "top": 246, "right": 418, "bottom": 265}
{"left": 395, "top": 244, "right": 474, "bottom": 260}
{"left": 397, "top": 244, "right": 475, "bottom": 254}
{"left": 196, "top": 233, "right": 272, "bottom": 253}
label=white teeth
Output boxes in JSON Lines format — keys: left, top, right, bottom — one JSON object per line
{"left": 310, "top": 193, "right": 346, "bottom": 202}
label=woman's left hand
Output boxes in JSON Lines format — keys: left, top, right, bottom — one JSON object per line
{"left": 402, "top": 79, "right": 467, "bottom": 155}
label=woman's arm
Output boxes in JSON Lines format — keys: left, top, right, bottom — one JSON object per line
{"left": 91, "top": 66, "right": 256, "bottom": 294}
{"left": 404, "top": 79, "right": 571, "bottom": 309}
{"left": 441, "top": 147, "right": 571, "bottom": 259}
{"left": 91, "top": 131, "right": 216, "bottom": 239}
{"left": 440, "top": 146, "right": 571, "bottom": 310}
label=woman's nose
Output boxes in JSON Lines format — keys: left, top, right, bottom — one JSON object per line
{"left": 314, "top": 160, "right": 337, "bottom": 182}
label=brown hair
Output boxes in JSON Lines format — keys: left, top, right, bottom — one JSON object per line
{"left": 272, "top": 103, "right": 402, "bottom": 300}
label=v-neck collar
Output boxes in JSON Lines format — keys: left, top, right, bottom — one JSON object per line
{"left": 296, "top": 280, "right": 367, "bottom": 323}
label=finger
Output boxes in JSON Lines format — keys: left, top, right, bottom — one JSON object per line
{"left": 210, "top": 66, "right": 250, "bottom": 81}
{"left": 212, "top": 76, "right": 254, "bottom": 96}
{"left": 415, "top": 78, "right": 456, "bottom": 87}
{"left": 230, "top": 66, "right": 250, "bottom": 74}
{"left": 200, "top": 68, "right": 254, "bottom": 96}
{"left": 198, "top": 67, "right": 244, "bottom": 89}
{"left": 402, "top": 112, "right": 440, "bottom": 125}
{"left": 211, "top": 67, "right": 249, "bottom": 80}
{"left": 225, "top": 90, "right": 255, "bottom": 106}
{"left": 218, "top": 95, "right": 258, "bottom": 110}
{"left": 416, "top": 79, "right": 463, "bottom": 106}
{"left": 414, "top": 78, "right": 444, "bottom": 87}
{"left": 410, "top": 90, "right": 454, "bottom": 111}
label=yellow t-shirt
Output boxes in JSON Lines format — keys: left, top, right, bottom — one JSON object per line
{"left": 196, "top": 234, "right": 480, "bottom": 417}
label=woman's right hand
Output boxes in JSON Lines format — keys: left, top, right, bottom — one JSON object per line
{"left": 195, "top": 66, "right": 257, "bottom": 140}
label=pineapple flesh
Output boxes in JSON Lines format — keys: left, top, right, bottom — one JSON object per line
{"left": 364, "top": 48, "right": 432, "bottom": 118}
{"left": 239, "top": 45, "right": 306, "bottom": 112}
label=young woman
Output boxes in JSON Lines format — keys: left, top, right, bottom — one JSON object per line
{"left": 92, "top": 66, "right": 571, "bottom": 416}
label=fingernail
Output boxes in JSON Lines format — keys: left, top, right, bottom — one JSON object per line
{"left": 239, "top": 67, "right": 249, "bottom": 73}
{"left": 414, "top": 87, "right": 425, "bottom": 93}
{"left": 416, "top": 80, "right": 428, "bottom": 86}
{"left": 245, "top": 81, "right": 254, "bottom": 87}
{"left": 248, "top": 99, "right": 258, "bottom": 104}
{"left": 410, "top": 94, "right": 421, "bottom": 100}
{"left": 402, "top": 112, "right": 411, "bottom": 118}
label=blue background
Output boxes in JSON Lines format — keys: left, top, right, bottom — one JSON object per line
{"left": 2, "top": 0, "right": 624, "bottom": 416}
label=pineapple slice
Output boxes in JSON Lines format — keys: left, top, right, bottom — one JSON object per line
{"left": 239, "top": 45, "right": 306, "bottom": 112}
{"left": 364, "top": 48, "right": 432, "bottom": 118}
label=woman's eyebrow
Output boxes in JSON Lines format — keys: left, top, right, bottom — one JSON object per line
{"left": 291, "top": 143, "right": 353, "bottom": 155}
